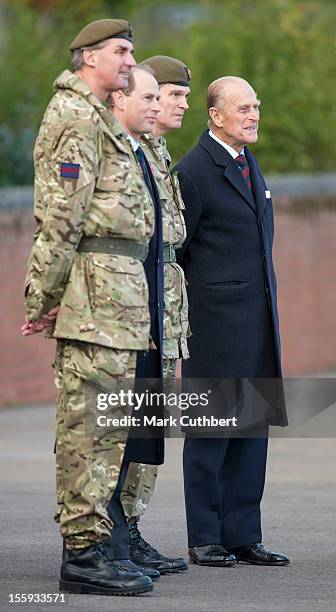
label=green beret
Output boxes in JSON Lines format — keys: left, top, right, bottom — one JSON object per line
{"left": 69, "top": 19, "right": 132, "bottom": 51}
{"left": 140, "top": 55, "right": 191, "bottom": 87}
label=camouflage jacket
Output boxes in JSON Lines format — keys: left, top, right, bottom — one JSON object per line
{"left": 141, "top": 134, "right": 190, "bottom": 359}
{"left": 25, "top": 70, "right": 154, "bottom": 350}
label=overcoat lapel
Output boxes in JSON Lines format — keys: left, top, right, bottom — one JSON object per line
{"left": 245, "top": 148, "right": 266, "bottom": 218}
{"left": 223, "top": 162, "right": 256, "bottom": 212}
{"left": 199, "top": 131, "right": 256, "bottom": 213}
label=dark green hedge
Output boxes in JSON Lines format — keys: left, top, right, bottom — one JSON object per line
{"left": 1, "top": 0, "right": 335, "bottom": 184}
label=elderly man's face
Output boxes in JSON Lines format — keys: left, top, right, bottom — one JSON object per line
{"left": 156, "top": 83, "right": 190, "bottom": 132}
{"left": 216, "top": 86, "right": 260, "bottom": 152}
{"left": 90, "top": 38, "right": 136, "bottom": 90}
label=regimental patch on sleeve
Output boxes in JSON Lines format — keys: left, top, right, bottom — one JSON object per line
{"left": 60, "top": 162, "right": 80, "bottom": 180}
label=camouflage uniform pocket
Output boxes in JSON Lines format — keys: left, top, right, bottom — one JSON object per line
{"left": 87, "top": 254, "right": 150, "bottom": 325}
{"left": 62, "top": 341, "right": 95, "bottom": 376}
{"left": 172, "top": 173, "right": 185, "bottom": 211}
{"left": 163, "top": 263, "right": 190, "bottom": 359}
{"left": 93, "top": 161, "right": 153, "bottom": 244}
{"left": 62, "top": 341, "right": 136, "bottom": 383}
{"left": 61, "top": 341, "right": 137, "bottom": 431}
{"left": 58, "top": 164, "right": 94, "bottom": 197}
{"left": 163, "top": 264, "right": 181, "bottom": 341}
{"left": 96, "top": 151, "right": 143, "bottom": 195}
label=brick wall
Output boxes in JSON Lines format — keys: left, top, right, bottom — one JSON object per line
{"left": 274, "top": 196, "right": 336, "bottom": 375}
{"left": 1, "top": 194, "right": 336, "bottom": 407}
{"left": 0, "top": 210, "right": 55, "bottom": 406}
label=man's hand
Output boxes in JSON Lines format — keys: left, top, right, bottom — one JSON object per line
{"left": 21, "top": 305, "right": 59, "bottom": 336}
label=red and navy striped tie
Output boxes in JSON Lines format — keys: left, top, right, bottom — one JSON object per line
{"left": 235, "top": 154, "right": 251, "bottom": 189}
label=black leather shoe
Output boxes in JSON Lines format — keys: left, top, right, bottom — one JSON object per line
{"left": 60, "top": 543, "right": 153, "bottom": 595}
{"left": 128, "top": 519, "right": 188, "bottom": 574}
{"left": 189, "top": 544, "right": 237, "bottom": 567}
{"left": 230, "top": 543, "right": 290, "bottom": 566}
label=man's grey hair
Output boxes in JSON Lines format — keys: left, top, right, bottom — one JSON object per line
{"left": 71, "top": 39, "right": 109, "bottom": 72}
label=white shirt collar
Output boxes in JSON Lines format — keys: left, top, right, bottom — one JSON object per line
{"left": 127, "top": 134, "right": 139, "bottom": 152}
{"left": 208, "top": 130, "right": 244, "bottom": 158}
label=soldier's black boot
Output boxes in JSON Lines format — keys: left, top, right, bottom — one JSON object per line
{"left": 60, "top": 543, "right": 153, "bottom": 596}
{"left": 113, "top": 559, "right": 160, "bottom": 582}
{"left": 128, "top": 518, "right": 188, "bottom": 574}
{"left": 102, "top": 542, "right": 160, "bottom": 582}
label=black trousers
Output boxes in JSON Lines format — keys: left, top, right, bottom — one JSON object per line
{"left": 106, "top": 459, "right": 130, "bottom": 560}
{"left": 183, "top": 435, "right": 268, "bottom": 549}
{"left": 107, "top": 349, "right": 163, "bottom": 560}
{"left": 123, "top": 349, "right": 164, "bottom": 465}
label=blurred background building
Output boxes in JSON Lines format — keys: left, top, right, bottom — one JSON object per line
{"left": 1, "top": 0, "right": 336, "bottom": 405}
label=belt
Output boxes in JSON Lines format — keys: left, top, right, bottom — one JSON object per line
{"left": 163, "top": 244, "right": 176, "bottom": 263}
{"left": 77, "top": 237, "right": 149, "bottom": 262}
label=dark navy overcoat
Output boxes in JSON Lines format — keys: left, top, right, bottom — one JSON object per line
{"left": 177, "top": 130, "right": 287, "bottom": 426}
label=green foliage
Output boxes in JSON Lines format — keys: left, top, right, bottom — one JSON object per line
{"left": 0, "top": 0, "right": 140, "bottom": 184}
{"left": 0, "top": 0, "right": 335, "bottom": 183}
{"left": 159, "top": 0, "right": 336, "bottom": 174}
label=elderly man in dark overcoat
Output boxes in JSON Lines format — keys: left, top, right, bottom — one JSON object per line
{"left": 177, "top": 76, "right": 289, "bottom": 567}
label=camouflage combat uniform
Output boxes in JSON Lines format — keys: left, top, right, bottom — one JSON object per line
{"left": 121, "top": 133, "right": 190, "bottom": 519}
{"left": 24, "top": 70, "right": 155, "bottom": 549}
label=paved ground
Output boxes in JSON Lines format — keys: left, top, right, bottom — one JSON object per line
{"left": 1, "top": 404, "right": 336, "bottom": 612}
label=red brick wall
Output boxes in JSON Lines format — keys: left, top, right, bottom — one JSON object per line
{"left": 274, "top": 196, "right": 336, "bottom": 375}
{"left": 0, "top": 211, "right": 55, "bottom": 407}
{"left": 1, "top": 197, "right": 335, "bottom": 407}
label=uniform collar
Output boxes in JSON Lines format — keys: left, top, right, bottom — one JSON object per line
{"left": 141, "top": 133, "right": 170, "bottom": 164}
{"left": 53, "top": 70, "right": 108, "bottom": 115}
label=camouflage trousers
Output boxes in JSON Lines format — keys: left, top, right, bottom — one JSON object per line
{"left": 121, "top": 357, "right": 177, "bottom": 519}
{"left": 54, "top": 339, "right": 137, "bottom": 550}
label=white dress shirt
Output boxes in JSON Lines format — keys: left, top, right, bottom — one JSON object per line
{"left": 127, "top": 133, "right": 139, "bottom": 152}
{"left": 209, "top": 130, "right": 244, "bottom": 158}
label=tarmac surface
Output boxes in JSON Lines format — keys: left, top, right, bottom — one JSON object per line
{"left": 1, "top": 403, "right": 336, "bottom": 612}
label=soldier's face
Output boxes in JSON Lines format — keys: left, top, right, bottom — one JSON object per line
{"left": 156, "top": 83, "right": 190, "bottom": 132}
{"left": 122, "top": 70, "right": 161, "bottom": 137}
{"left": 92, "top": 38, "right": 136, "bottom": 91}
{"left": 212, "top": 85, "right": 260, "bottom": 152}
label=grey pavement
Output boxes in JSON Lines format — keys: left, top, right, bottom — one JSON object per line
{"left": 1, "top": 404, "right": 336, "bottom": 612}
